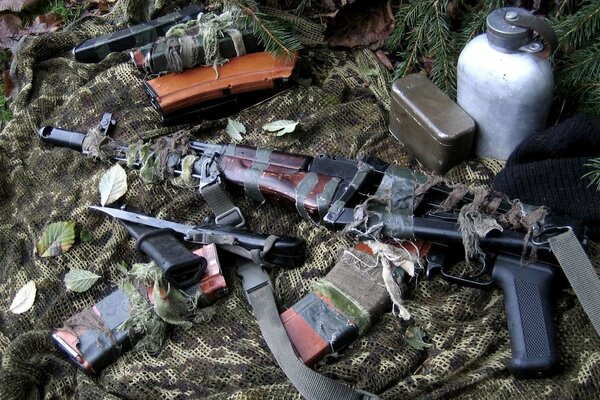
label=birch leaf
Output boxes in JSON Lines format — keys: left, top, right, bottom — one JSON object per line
{"left": 35, "top": 221, "right": 76, "bottom": 257}
{"left": 64, "top": 269, "right": 101, "bottom": 293}
{"left": 405, "top": 326, "right": 433, "bottom": 350}
{"left": 9, "top": 281, "right": 36, "bottom": 314}
{"left": 99, "top": 164, "right": 127, "bottom": 206}
{"left": 226, "top": 118, "right": 245, "bottom": 141}
{"left": 262, "top": 120, "right": 299, "bottom": 136}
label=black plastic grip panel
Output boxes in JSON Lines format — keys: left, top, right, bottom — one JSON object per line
{"left": 121, "top": 222, "right": 207, "bottom": 289}
{"left": 491, "top": 254, "right": 561, "bottom": 378}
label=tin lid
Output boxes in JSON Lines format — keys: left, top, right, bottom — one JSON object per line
{"left": 391, "top": 74, "right": 475, "bottom": 146}
{"left": 486, "top": 7, "right": 533, "bottom": 51}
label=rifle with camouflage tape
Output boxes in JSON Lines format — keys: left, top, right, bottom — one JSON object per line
{"left": 73, "top": 5, "right": 203, "bottom": 63}
{"left": 38, "top": 120, "right": 592, "bottom": 379}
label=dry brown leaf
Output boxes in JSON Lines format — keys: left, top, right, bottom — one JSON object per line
{"left": 325, "top": 0, "right": 395, "bottom": 50}
{"left": 92, "top": 0, "right": 117, "bottom": 12}
{"left": 0, "top": 0, "right": 42, "bottom": 12}
{"left": 25, "top": 13, "right": 64, "bottom": 36}
{"left": 3, "top": 68, "right": 14, "bottom": 98}
{"left": 0, "top": 12, "right": 63, "bottom": 52}
{"left": 66, "top": 0, "right": 115, "bottom": 12}
{"left": 0, "top": 14, "right": 21, "bottom": 51}
{"left": 446, "top": 0, "right": 463, "bottom": 20}
{"left": 375, "top": 49, "right": 393, "bottom": 71}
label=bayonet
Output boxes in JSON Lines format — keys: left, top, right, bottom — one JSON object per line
{"left": 90, "top": 206, "right": 306, "bottom": 268}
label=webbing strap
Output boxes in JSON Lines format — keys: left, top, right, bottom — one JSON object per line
{"left": 197, "top": 157, "right": 245, "bottom": 227}
{"left": 199, "top": 180, "right": 244, "bottom": 227}
{"left": 548, "top": 230, "right": 600, "bottom": 336}
{"left": 247, "top": 282, "right": 380, "bottom": 400}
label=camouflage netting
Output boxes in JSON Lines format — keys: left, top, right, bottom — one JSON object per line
{"left": 1, "top": 1, "right": 599, "bottom": 399}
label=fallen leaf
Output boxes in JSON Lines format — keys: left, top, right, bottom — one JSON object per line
{"left": 325, "top": 0, "right": 395, "bottom": 50}
{"left": 0, "top": 0, "right": 41, "bottom": 12}
{"left": 89, "top": 0, "right": 117, "bottom": 12}
{"left": 3, "top": 68, "right": 14, "bottom": 99}
{"left": 99, "top": 164, "right": 127, "bottom": 206}
{"left": 23, "top": 13, "right": 64, "bottom": 36}
{"left": 9, "top": 280, "right": 36, "bottom": 314}
{"left": 446, "top": 0, "right": 463, "bottom": 20}
{"left": 262, "top": 120, "right": 299, "bottom": 136}
{"left": 225, "top": 118, "right": 245, "bottom": 141}
{"left": 64, "top": 269, "right": 101, "bottom": 292}
{"left": 65, "top": 0, "right": 116, "bottom": 12}
{"left": 405, "top": 326, "right": 433, "bottom": 350}
{"left": 0, "top": 14, "right": 21, "bottom": 51}
{"left": 35, "top": 221, "right": 76, "bottom": 257}
{"left": 375, "top": 49, "right": 394, "bottom": 70}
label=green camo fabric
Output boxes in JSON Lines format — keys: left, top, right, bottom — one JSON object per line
{"left": 1, "top": 1, "right": 599, "bottom": 399}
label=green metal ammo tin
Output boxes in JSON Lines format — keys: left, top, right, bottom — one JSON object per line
{"left": 389, "top": 73, "right": 475, "bottom": 175}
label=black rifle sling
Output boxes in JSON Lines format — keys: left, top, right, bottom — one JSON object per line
{"left": 237, "top": 261, "right": 379, "bottom": 400}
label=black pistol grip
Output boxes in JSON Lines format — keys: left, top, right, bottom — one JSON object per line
{"left": 122, "top": 222, "right": 207, "bottom": 289}
{"left": 492, "top": 254, "right": 561, "bottom": 378}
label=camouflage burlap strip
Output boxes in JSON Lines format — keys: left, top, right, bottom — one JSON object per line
{"left": 0, "top": 0, "right": 599, "bottom": 399}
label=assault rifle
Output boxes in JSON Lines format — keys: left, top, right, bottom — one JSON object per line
{"left": 38, "top": 122, "right": 587, "bottom": 378}
{"left": 73, "top": 5, "right": 204, "bottom": 63}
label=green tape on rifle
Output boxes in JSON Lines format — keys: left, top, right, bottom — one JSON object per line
{"left": 244, "top": 148, "right": 272, "bottom": 203}
{"left": 295, "top": 172, "right": 319, "bottom": 221}
{"left": 317, "top": 177, "right": 341, "bottom": 219}
{"left": 313, "top": 280, "right": 371, "bottom": 335}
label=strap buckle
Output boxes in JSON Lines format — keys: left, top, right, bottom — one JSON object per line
{"left": 236, "top": 260, "right": 273, "bottom": 306}
{"left": 215, "top": 207, "right": 245, "bottom": 228}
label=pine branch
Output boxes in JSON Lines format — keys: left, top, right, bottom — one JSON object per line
{"left": 223, "top": 0, "right": 302, "bottom": 59}
{"left": 429, "top": 0, "right": 456, "bottom": 96}
{"left": 556, "top": 42, "right": 600, "bottom": 87}
{"left": 552, "top": 1, "right": 600, "bottom": 50}
{"left": 556, "top": 41, "right": 600, "bottom": 116}
{"left": 583, "top": 157, "right": 600, "bottom": 191}
{"left": 292, "top": 0, "right": 312, "bottom": 15}
{"left": 240, "top": 5, "right": 303, "bottom": 59}
{"left": 455, "top": 0, "right": 507, "bottom": 48}
{"left": 578, "top": 83, "right": 600, "bottom": 116}
{"left": 386, "top": 0, "right": 456, "bottom": 96}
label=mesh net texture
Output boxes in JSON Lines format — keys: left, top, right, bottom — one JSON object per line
{"left": 0, "top": 1, "right": 599, "bottom": 399}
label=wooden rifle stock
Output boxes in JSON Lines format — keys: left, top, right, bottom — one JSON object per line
{"left": 209, "top": 144, "right": 349, "bottom": 220}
